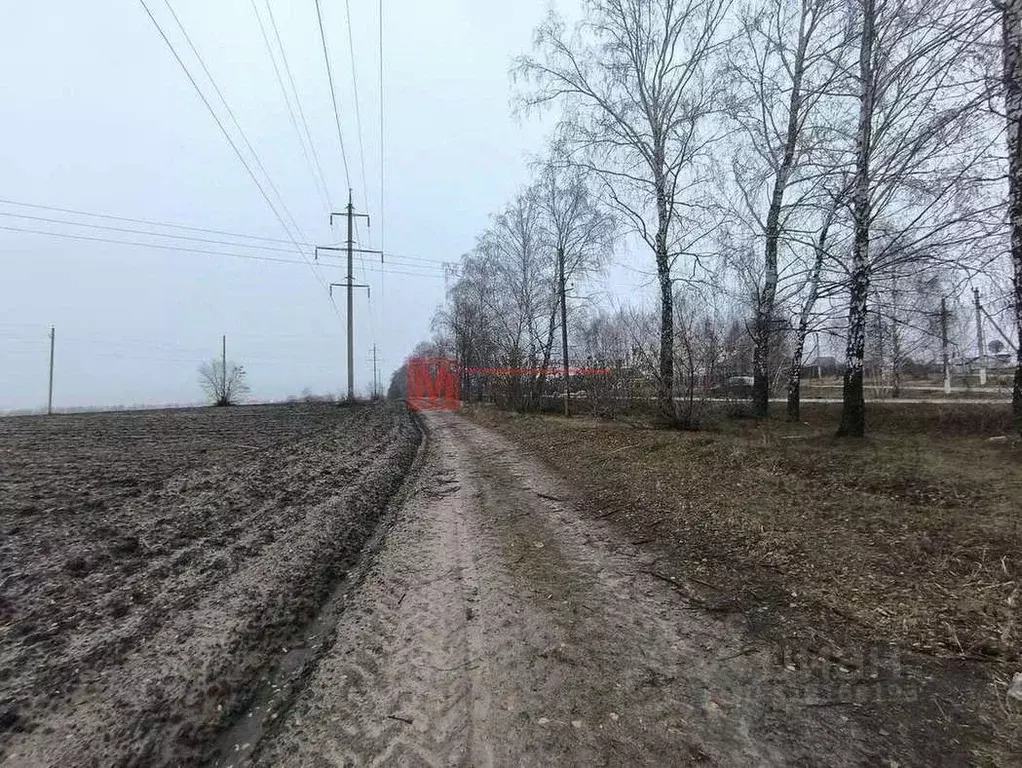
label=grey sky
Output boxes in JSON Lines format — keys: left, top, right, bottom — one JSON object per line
{"left": 1, "top": 0, "right": 650, "bottom": 411}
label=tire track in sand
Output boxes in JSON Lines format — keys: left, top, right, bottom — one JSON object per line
{"left": 256, "top": 411, "right": 908, "bottom": 767}
{"left": 253, "top": 427, "right": 489, "bottom": 767}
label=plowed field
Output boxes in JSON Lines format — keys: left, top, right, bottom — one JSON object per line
{"left": 0, "top": 402, "right": 420, "bottom": 765}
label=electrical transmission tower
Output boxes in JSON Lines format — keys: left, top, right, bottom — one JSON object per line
{"left": 316, "top": 189, "right": 382, "bottom": 401}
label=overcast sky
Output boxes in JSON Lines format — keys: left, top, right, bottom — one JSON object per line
{"left": 0, "top": 0, "right": 650, "bottom": 411}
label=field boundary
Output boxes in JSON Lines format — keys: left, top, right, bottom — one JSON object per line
{"left": 464, "top": 406, "right": 1021, "bottom": 762}
{"left": 208, "top": 409, "right": 428, "bottom": 765}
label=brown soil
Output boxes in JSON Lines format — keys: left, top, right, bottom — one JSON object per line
{"left": 465, "top": 404, "right": 1022, "bottom": 764}
{"left": 5, "top": 402, "right": 1018, "bottom": 764}
{"left": 0, "top": 402, "right": 420, "bottom": 765}
{"left": 249, "top": 411, "right": 997, "bottom": 766}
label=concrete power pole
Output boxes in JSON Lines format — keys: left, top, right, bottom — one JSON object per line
{"left": 222, "top": 334, "right": 227, "bottom": 401}
{"left": 47, "top": 326, "right": 55, "bottom": 415}
{"left": 371, "top": 343, "right": 379, "bottom": 399}
{"left": 319, "top": 190, "right": 379, "bottom": 402}
{"left": 344, "top": 193, "right": 355, "bottom": 401}
{"left": 974, "top": 287, "right": 987, "bottom": 386}
{"left": 558, "top": 246, "right": 570, "bottom": 417}
{"left": 941, "top": 297, "right": 951, "bottom": 395}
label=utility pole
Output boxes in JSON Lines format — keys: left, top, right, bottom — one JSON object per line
{"left": 974, "top": 287, "right": 987, "bottom": 386}
{"left": 371, "top": 343, "right": 379, "bottom": 399}
{"left": 940, "top": 296, "right": 951, "bottom": 395}
{"left": 872, "top": 287, "right": 884, "bottom": 394}
{"left": 558, "top": 246, "right": 570, "bottom": 416}
{"left": 891, "top": 276, "right": 902, "bottom": 398}
{"left": 344, "top": 191, "right": 355, "bottom": 401}
{"left": 319, "top": 190, "right": 380, "bottom": 402}
{"left": 222, "top": 334, "right": 227, "bottom": 399}
{"left": 47, "top": 326, "right": 55, "bottom": 415}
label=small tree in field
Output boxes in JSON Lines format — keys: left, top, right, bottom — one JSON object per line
{"left": 198, "top": 359, "right": 249, "bottom": 406}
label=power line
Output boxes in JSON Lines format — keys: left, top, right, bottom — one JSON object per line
{"left": 345, "top": 0, "right": 371, "bottom": 221}
{"left": 137, "top": 0, "right": 336, "bottom": 305}
{"left": 317, "top": 246, "right": 447, "bottom": 275}
{"left": 314, "top": 0, "right": 352, "bottom": 191}
{"left": 351, "top": 218, "right": 379, "bottom": 364}
{"left": 159, "top": 0, "right": 308, "bottom": 247}
{"left": 379, "top": 0, "right": 385, "bottom": 233}
{"left": 0, "top": 208, "right": 449, "bottom": 271}
{"left": 265, "top": 0, "right": 332, "bottom": 208}
{"left": 2, "top": 222, "right": 449, "bottom": 279}
{"left": 379, "top": 0, "right": 386, "bottom": 313}
{"left": 0, "top": 222, "right": 335, "bottom": 268}
{"left": 0, "top": 197, "right": 300, "bottom": 244}
{"left": 249, "top": 0, "right": 330, "bottom": 215}
{"left": 0, "top": 198, "right": 452, "bottom": 267}
{"left": 0, "top": 209, "right": 313, "bottom": 256}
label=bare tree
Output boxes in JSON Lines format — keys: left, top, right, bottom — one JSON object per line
{"left": 516, "top": 0, "right": 733, "bottom": 422}
{"left": 433, "top": 251, "right": 502, "bottom": 403}
{"left": 476, "top": 188, "right": 557, "bottom": 409}
{"left": 536, "top": 158, "right": 616, "bottom": 414}
{"left": 726, "top": 0, "right": 850, "bottom": 419}
{"left": 198, "top": 359, "right": 249, "bottom": 407}
{"left": 785, "top": 194, "right": 844, "bottom": 420}
{"left": 1004, "top": 0, "right": 1022, "bottom": 428}
{"left": 837, "top": 0, "right": 997, "bottom": 436}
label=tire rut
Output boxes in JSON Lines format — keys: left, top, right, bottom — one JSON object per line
{"left": 257, "top": 411, "right": 908, "bottom": 767}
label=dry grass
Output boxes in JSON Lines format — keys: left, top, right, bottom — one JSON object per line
{"left": 467, "top": 402, "right": 1022, "bottom": 766}
{"left": 472, "top": 403, "right": 1022, "bottom": 664}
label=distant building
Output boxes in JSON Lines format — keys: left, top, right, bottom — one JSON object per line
{"left": 803, "top": 356, "right": 839, "bottom": 378}
{"left": 955, "top": 354, "right": 1015, "bottom": 382}
{"left": 960, "top": 353, "right": 1014, "bottom": 371}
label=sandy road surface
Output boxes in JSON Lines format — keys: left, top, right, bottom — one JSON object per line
{"left": 253, "top": 412, "right": 906, "bottom": 766}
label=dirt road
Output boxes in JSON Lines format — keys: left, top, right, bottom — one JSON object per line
{"left": 251, "top": 411, "right": 918, "bottom": 766}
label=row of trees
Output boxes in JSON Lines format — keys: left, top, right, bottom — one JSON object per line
{"left": 400, "top": 0, "right": 1022, "bottom": 437}
{"left": 430, "top": 161, "right": 616, "bottom": 412}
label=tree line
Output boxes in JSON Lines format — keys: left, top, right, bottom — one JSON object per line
{"left": 395, "top": 0, "right": 1022, "bottom": 437}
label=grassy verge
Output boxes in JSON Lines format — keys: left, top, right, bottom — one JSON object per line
{"left": 465, "top": 402, "right": 1022, "bottom": 759}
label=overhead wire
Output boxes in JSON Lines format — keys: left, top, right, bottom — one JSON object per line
{"left": 0, "top": 209, "right": 314, "bottom": 256}
{"left": 0, "top": 208, "right": 447, "bottom": 270}
{"left": 344, "top": 0, "right": 371, "bottom": 223}
{"left": 351, "top": 218, "right": 379, "bottom": 380}
{"left": 0, "top": 328, "right": 350, "bottom": 370}
{"left": 0, "top": 222, "right": 338, "bottom": 268}
{"left": 0, "top": 198, "right": 299, "bottom": 245}
{"left": 265, "top": 0, "right": 333, "bottom": 208}
{"left": 314, "top": 0, "right": 352, "bottom": 192}
{"left": 159, "top": 0, "right": 308, "bottom": 247}
{"left": 249, "top": 0, "right": 331, "bottom": 215}
{"left": 136, "top": 0, "right": 338, "bottom": 309}
{"left": 0, "top": 198, "right": 448, "bottom": 266}
{"left": 343, "top": 0, "right": 378, "bottom": 389}
{"left": 377, "top": 0, "right": 386, "bottom": 354}
{"left": 2, "top": 221, "right": 447, "bottom": 279}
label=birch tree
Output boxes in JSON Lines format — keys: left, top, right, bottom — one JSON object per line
{"left": 536, "top": 159, "right": 616, "bottom": 414}
{"left": 433, "top": 252, "right": 501, "bottom": 402}
{"left": 516, "top": 0, "right": 733, "bottom": 422}
{"left": 785, "top": 192, "right": 846, "bottom": 420}
{"left": 1003, "top": 0, "right": 1022, "bottom": 428}
{"left": 461, "top": 188, "right": 559, "bottom": 408}
{"left": 726, "top": 0, "right": 850, "bottom": 418}
{"left": 837, "top": 0, "right": 997, "bottom": 436}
